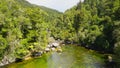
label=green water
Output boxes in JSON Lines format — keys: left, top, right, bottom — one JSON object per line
{"left": 3, "top": 45, "right": 105, "bottom": 68}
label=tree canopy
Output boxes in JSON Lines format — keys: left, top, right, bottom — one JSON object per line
{"left": 0, "top": 0, "right": 120, "bottom": 66}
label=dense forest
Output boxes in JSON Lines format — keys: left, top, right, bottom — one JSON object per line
{"left": 51, "top": 0, "right": 120, "bottom": 66}
{"left": 0, "top": 0, "right": 61, "bottom": 59}
{"left": 0, "top": 0, "right": 120, "bottom": 67}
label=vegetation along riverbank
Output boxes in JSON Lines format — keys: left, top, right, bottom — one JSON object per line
{"left": 0, "top": 0, "right": 120, "bottom": 67}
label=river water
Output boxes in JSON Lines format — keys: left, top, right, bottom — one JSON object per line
{"left": 2, "top": 45, "right": 106, "bottom": 68}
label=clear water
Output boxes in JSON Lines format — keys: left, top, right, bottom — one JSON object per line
{"left": 2, "top": 45, "right": 105, "bottom": 68}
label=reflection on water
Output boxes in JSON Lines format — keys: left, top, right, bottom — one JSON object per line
{"left": 3, "top": 45, "right": 105, "bottom": 68}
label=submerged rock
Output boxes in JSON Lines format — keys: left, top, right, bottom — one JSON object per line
{"left": 57, "top": 48, "right": 62, "bottom": 52}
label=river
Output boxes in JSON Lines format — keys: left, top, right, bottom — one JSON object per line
{"left": 2, "top": 45, "right": 106, "bottom": 68}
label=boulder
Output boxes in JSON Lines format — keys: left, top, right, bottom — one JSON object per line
{"left": 57, "top": 48, "right": 62, "bottom": 52}
{"left": 24, "top": 57, "right": 32, "bottom": 60}
{"left": 57, "top": 46, "right": 62, "bottom": 52}
{"left": 45, "top": 48, "right": 50, "bottom": 52}
{"left": 52, "top": 43, "right": 59, "bottom": 47}
{"left": 108, "top": 56, "right": 112, "bottom": 62}
{"left": 62, "top": 44, "right": 65, "bottom": 46}
{"left": 32, "top": 52, "right": 42, "bottom": 57}
{"left": 47, "top": 44, "right": 51, "bottom": 48}
{"left": 0, "top": 63, "right": 4, "bottom": 66}
{"left": 0, "top": 56, "right": 15, "bottom": 66}
{"left": 51, "top": 48, "right": 56, "bottom": 51}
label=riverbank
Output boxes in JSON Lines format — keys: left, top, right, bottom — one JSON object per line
{"left": 0, "top": 39, "right": 116, "bottom": 67}
{"left": 0, "top": 40, "right": 62, "bottom": 67}
{"left": 2, "top": 45, "right": 107, "bottom": 68}
{"left": 24, "top": 42, "right": 63, "bottom": 61}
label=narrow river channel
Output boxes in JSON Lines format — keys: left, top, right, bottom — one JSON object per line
{"left": 2, "top": 45, "right": 106, "bottom": 68}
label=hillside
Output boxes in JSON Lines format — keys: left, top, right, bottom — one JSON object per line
{"left": 0, "top": 0, "right": 61, "bottom": 65}
{"left": 53, "top": 0, "right": 120, "bottom": 51}
{"left": 51, "top": 0, "right": 120, "bottom": 66}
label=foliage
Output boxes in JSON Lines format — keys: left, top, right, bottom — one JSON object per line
{"left": 52, "top": 0, "right": 120, "bottom": 52}
{"left": 0, "top": 0, "right": 120, "bottom": 64}
{"left": 0, "top": 0, "right": 60, "bottom": 59}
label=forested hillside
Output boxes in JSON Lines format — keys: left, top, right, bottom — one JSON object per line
{"left": 53, "top": 0, "right": 120, "bottom": 51}
{"left": 0, "top": 0, "right": 61, "bottom": 62}
{"left": 0, "top": 0, "right": 120, "bottom": 67}
{"left": 52, "top": 0, "right": 120, "bottom": 65}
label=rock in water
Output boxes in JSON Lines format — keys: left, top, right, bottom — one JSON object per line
{"left": 108, "top": 56, "right": 112, "bottom": 62}
{"left": 57, "top": 48, "right": 62, "bottom": 52}
{"left": 51, "top": 48, "right": 56, "bottom": 51}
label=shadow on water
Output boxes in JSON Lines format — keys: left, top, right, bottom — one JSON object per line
{"left": 104, "top": 60, "right": 118, "bottom": 68}
{"left": 2, "top": 45, "right": 112, "bottom": 68}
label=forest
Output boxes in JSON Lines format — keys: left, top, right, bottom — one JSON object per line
{"left": 0, "top": 0, "right": 120, "bottom": 67}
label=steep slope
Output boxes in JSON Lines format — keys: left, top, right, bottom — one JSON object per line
{"left": 0, "top": 0, "right": 61, "bottom": 65}
{"left": 51, "top": 0, "right": 120, "bottom": 66}
{"left": 52, "top": 0, "right": 120, "bottom": 52}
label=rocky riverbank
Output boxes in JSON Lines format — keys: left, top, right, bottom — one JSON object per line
{"left": 0, "top": 41, "right": 62, "bottom": 67}
{"left": 30, "top": 42, "right": 62, "bottom": 57}
{"left": 0, "top": 56, "right": 15, "bottom": 66}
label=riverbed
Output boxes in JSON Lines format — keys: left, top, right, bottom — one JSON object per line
{"left": 2, "top": 45, "right": 106, "bottom": 68}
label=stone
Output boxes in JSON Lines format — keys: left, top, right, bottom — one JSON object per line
{"left": 0, "top": 56, "right": 15, "bottom": 66}
{"left": 51, "top": 48, "right": 56, "bottom": 51}
{"left": 57, "top": 48, "right": 62, "bottom": 52}
{"left": 108, "top": 56, "right": 112, "bottom": 62}
{"left": 47, "top": 44, "right": 51, "bottom": 48}
{"left": 0, "top": 62, "right": 4, "bottom": 66}
{"left": 45, "top": 48, "right": 50, "bottom": 52}
{"left": 62, "top": 44, "right": 65, "bottom": 46}
{"left": 52, "top": 43, "right": 59, "bottom": 47}
{"left": 32, "top": 52, "right": 42, "bottom": 57}
{"left": 24, "top": 57, "right": 32, "bottom": 60}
